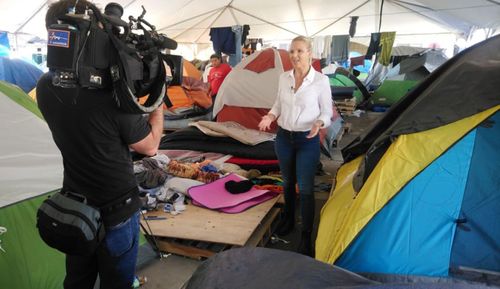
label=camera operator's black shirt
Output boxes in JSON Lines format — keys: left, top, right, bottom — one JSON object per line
{"left": 37, "top": 72, "right": 150, "bottom": 226}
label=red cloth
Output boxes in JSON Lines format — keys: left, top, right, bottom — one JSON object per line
{"left": 226, "top": 157, "right": 279, "bottom": 165}
{"left": 312, "top": 59, "right": 322, "bottom": 72}
{"left": 244, "top": 49, "right": 275, "bottom": 73}
{"left": 208, "top": 63, "right": 231, "bottom": 96}
{"left": 350, "top": 55, "right": 365, "bottom": 67}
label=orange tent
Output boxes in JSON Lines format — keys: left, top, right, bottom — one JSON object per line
{"left": 164, "top": 59, "right": 211, "bottom": 112}
{"left": 140, "top": 59, "right": 211, "bottom": 111}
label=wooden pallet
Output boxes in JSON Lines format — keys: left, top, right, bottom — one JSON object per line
{"left": 333, "top": 121, "right": 352, "bottom": 146}
{"left": 335, "top": 98, "right": 357, "bottom": 115}
{"left": 151, "top": 208, "right": 281, "bottom": 259}
{"left": 141, "top": 197, "right": 282, "bottom": 260}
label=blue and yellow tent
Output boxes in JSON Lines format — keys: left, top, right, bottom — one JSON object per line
{"left": 316, "top": 35, "right": 500, "bottom": 281}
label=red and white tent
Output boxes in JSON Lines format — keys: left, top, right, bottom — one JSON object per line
{"left": 213, "top": 48, "right": 322, "bottom": 131}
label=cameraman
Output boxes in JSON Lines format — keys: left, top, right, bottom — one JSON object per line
{"left": 37, "top": 1, "right": 163, "bottom": 288}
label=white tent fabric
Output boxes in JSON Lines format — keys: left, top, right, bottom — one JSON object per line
{"left": 2, "top": 0, "right": 499, "bottom": 46}
{"left": 0, "top": 93, "right": 62, "bottom": 208}
{"left": 213, "top": 48, "right": 286, "bottom": 116}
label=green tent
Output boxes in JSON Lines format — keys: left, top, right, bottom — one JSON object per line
{"left": 0, "top": 81, "right": 152, "bottom": 289}
{"left": 328, "top": 73, "right": 364, "bottom": 104}
{"left": 371, "top": 80, "right": 418, "bottom": 106}
{"left": 0, "top": 81, "right": 66, "bottom": 289}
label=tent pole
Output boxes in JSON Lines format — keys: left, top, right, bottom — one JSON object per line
{"left": 123, "top": 0, "right": 138, "bottom": 9}
{"left": 392, "top": 0, "right": 435, "bottom": 11}
{"left": 388, "top": 0, "right": 462, "bottom": 34}
{"left": 14, "top": 1, "right": 49, "bottom": 34}
{"left": 296, "top": 0, "right": 308, "bottom": 36}
{"left": 378, "top": 0, "right": 385, "bottom": 32}
{"left": 195, "top": 1, "right": 233, "bottom": 43}
{"left": 171, "top": 8, "right": 223, "bottom": 40}
{"left": 311, "top": 0, "right": 370, "bottom": 37}
{"left": 176, "top": 0, "right": 198, "bottom": 11}
{"left": 485, "top": 0, "right": 500, "bottom": 6}
{"left": 158, "top": 7, "right": 225, "bottom": 31}
{"left": 230, "top": 6, "right": 300, "bottom": 36}
{"left": 229, "top": 7, "right": 240, "bottom": 25}
{"left": 15, "top": 33, "right": 18, "bottom": 54}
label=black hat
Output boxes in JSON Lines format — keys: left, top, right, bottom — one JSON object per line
{"left": 103, "top": 2, "right": 127, "bottom": 27}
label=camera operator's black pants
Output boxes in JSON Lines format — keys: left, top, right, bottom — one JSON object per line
{"left": 64, "top": 212, "right": 139, "bottom": 289}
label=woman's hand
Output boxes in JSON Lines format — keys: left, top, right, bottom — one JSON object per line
{"left": 258, "top": 114, "right": 275, "bottom": 131}
{"left": 306, "top": 120, "right": 323, "bottom": 138}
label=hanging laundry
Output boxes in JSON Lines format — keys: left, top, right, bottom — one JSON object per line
{"left": 378, "top": 31, "right": 396, "bottom": 66}
{"left": 330, "top": 35, "right": 350, "bottom": 63}
{"left": 244, "top": 38, "right": 263, "bottom": 53}
{"left": 350, "top": 55, "right": 365, "bottom": 68}
{"left": 241, "top": 25, "right": 250, "bottom": 45}
{"left": 312, "top": 36, "right": 325, "bottom": 59}
{"left": 229, "top": 25, "right": 243, "bottom": 67}
{"left": 210, "top": 27, "right": 236, "bottom": 55}
{"left": 365, "top": 32, "right": 381, "bottom": 59}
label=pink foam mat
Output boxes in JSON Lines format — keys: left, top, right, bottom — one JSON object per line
{"left": 188, "top": 173, "right": 273, "bottom": 209}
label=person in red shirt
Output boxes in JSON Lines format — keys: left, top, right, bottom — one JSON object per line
{"left": 207, "top": 54, "right": 232, "bottom": 98}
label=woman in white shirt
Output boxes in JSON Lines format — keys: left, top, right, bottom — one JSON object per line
{"left": 258, "top": 36, "right": 333, "bottom": 256}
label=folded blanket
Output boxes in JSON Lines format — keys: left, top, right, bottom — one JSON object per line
{"left": 189, "top": 121, "right": 275, "bottom": 145}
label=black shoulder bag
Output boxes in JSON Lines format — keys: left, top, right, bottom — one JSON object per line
{"left": 36, "top": 191, "right": 105, "bottom": 256}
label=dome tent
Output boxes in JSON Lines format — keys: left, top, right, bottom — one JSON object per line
{"left": 0, "top": 57, "right": 43, "bottom": 92}
{"left": 213, "top": 48, "right": 293, "bottom": 131}
{"left": 316, "top": 34, "right": 500, "bottom": 282}
{"left": 0, "top": 81, "right": 64, "bottom": 289}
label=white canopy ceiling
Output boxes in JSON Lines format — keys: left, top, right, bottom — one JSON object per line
{"left": 2, "top": 0, "right": 499, "bottom": 44}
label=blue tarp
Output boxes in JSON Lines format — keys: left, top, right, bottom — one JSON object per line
{"left": 0, "top": 56, "right": 43, "bottom": 92}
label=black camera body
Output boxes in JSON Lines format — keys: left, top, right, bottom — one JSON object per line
{"left": 47, "top": 12, "right": 113, "bottom": 89}
{"left": 46, "top": 3, "right": 177, "bottom": 113}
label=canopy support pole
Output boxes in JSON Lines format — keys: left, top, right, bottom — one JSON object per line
{"left": 158, "top": 7, "right": 224, "bottom": 31}
{"left": 389, "top": 0, "right": 462, "bottom": 34}
{"left": 195, "top": 1, "right": 233, "bottom": 43}
{"left": 172, "top": 8, "right": 223, "bottom": 40}
{"left": 15, "top": 1, "right": 49, "bottom": 34}
{"left": 311, "top": 0, "right": 370, "bottom": 37}
{"left": 296, "top": 0, "right": 308, "bottom": 36}
{"left": 230, "top": 5, "right": 300, "bottom": 37}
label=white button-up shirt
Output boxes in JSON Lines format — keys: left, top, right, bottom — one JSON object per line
{"left": 269, "top": 67, "right": 333, "bottom": 132}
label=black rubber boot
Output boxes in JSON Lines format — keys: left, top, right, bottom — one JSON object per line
{"left": 297, "top": 194, "right": 315, "bottom": 256}
{"left": 300, "top": 194, "right": 315, "bottom": 234}
{"left": 276, "top": 190, "right": 296, "bottom": 236}
{"left": 297, "top": 230, "right": 313, "bottom": 257}
{"left": 276, "top": 212, "right": 294, "bottom": 236}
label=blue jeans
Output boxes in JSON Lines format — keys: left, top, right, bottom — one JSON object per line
{"left": 229, "top": 25, "right": 243, "bottom": 67}
{"left": 64, "top": 212, "right": 140, "bottom": 289}
{"left": 275, "top": 128, "right": 320, "bottom": 232}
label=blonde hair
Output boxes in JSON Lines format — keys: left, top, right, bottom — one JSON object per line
{"left": 291, "top": 36, "right": 313, "bottom": 51}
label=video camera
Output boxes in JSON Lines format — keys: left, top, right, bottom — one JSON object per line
{"left": 46, "top": 2, "right": 176, "bottom": 113}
